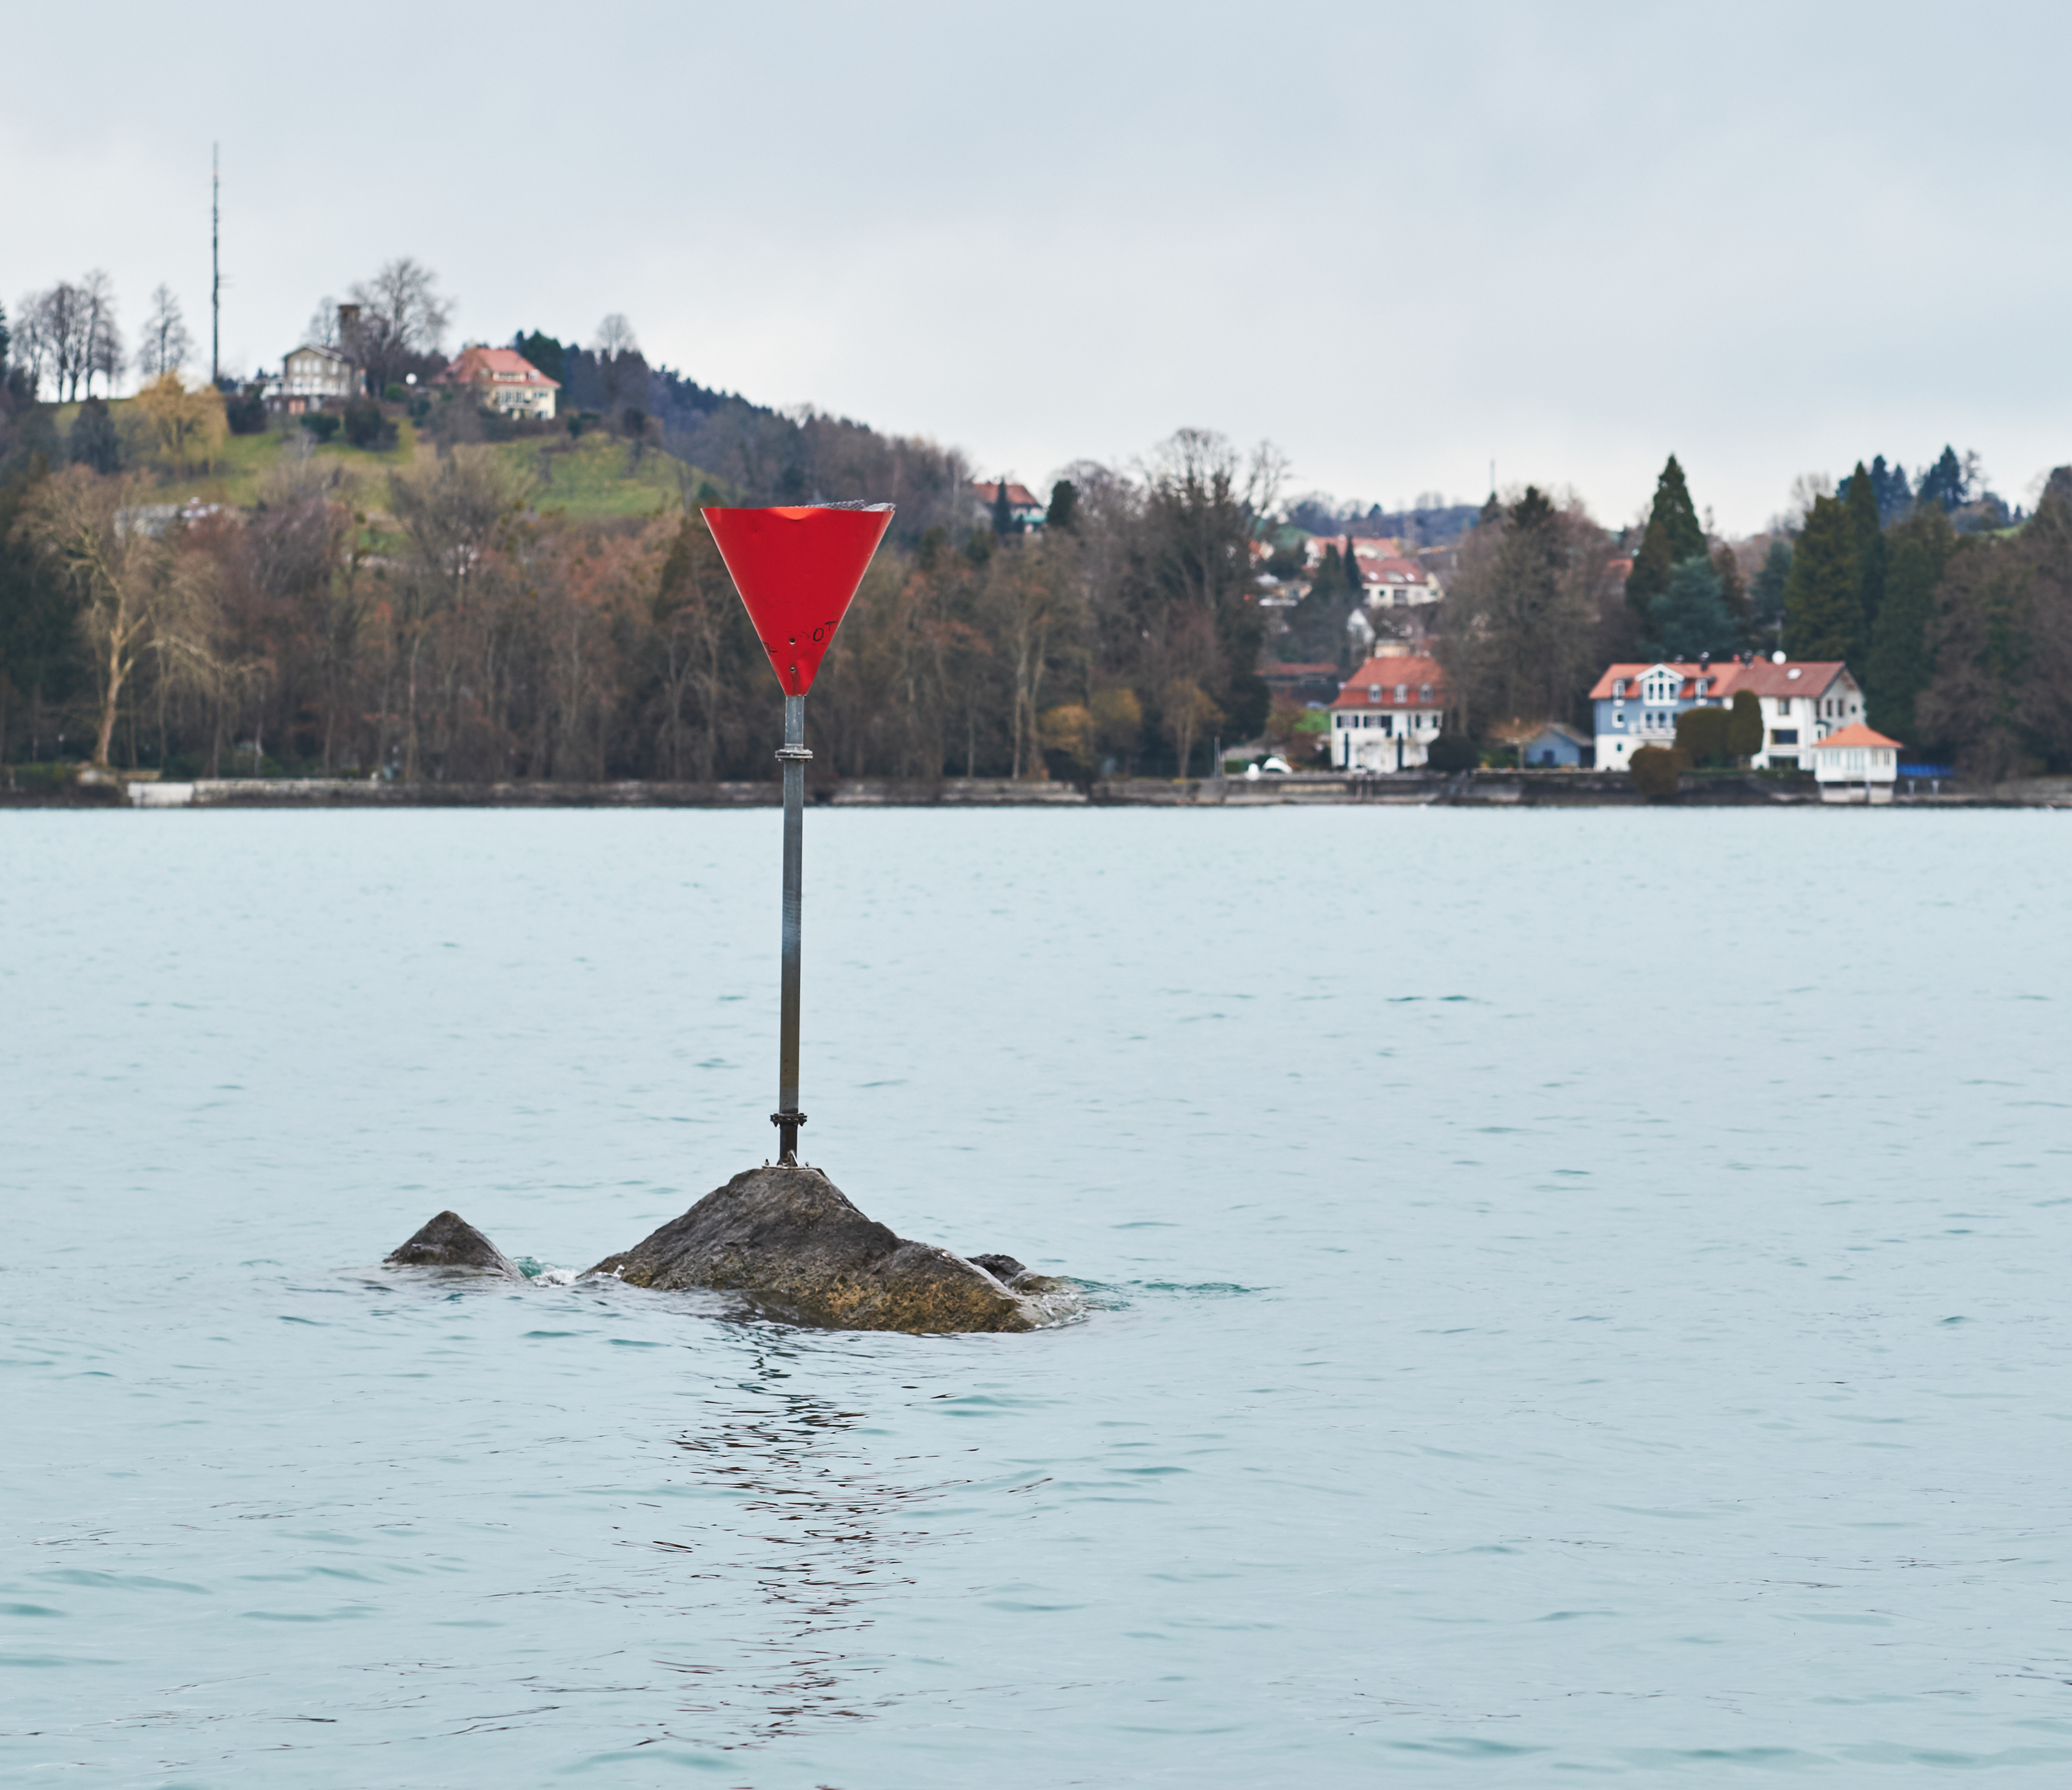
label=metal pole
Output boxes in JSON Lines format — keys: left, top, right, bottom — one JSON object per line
{"left": 773, "top": 693, "right": 809, "bottom": 1164}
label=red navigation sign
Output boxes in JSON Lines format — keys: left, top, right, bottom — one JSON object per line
{"left": 703, "top": 504, "right": 895, "bottom": 696}
{"left": 700, "top": 500, "right": 895, "bottom": 1168}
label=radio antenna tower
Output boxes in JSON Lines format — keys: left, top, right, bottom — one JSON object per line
{"left": 210, "top": 144, "right": 221, "bottom": 386}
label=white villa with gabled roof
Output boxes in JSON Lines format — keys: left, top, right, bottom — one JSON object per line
{"left": 1590, "top": 655, "right": 1866, "bottom": 770}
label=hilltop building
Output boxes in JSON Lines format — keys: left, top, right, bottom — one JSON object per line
{"left": 437, "top": 345, "right": 560, "bottom": 419}
{"left": 1589, "top": 657, "right": 1866, "bottom": 771}
{"left": 274, "top": 345, "right": 359, "bottom": 412}
{"left": 264, "top": 303, "right": 367, "bottom": 414}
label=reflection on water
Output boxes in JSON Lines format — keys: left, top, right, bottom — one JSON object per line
{"left": 661, "top": 1347, "right": 911, "bottom": 1745}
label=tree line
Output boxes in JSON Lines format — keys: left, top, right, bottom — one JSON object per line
{"left": 0, "top": 423, "right": 1280, "bottom": 783}
{"left": 1419, "top": 448, "right": 2069, "bottom": 777}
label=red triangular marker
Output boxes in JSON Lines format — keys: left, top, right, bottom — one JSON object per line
{"left": 703, "top": 504, "right": 895, "bottom": 696}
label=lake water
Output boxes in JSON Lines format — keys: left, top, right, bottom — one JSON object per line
{"left": 4, "top": 806, "right": 2071, "bottom": 1786}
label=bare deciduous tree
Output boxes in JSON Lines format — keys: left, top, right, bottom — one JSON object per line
{"left": 135, "top": 285, "right": 195, "bottom": 380}
{"left": 343, "top": 258, "right": 452, "bottom": 392}
{"left": 19, "top": 468, "right": 212, "bottom": 763}
{"left": 385, "top": 447, "right": 524, "bottom": 777}
{"left": 80, "top": 271, "right": 122, "bottom": 399}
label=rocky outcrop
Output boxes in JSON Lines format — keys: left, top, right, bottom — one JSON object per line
{"left": 386, "top": 1210, "right": 526, "bottom": 1280}
{"left": 588, "top": 1166, "right": 1044, "bottom": 1333}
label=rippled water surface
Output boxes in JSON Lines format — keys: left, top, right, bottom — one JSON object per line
{"left": 5, "top": 807, "right": 2072, "bottom": 1786}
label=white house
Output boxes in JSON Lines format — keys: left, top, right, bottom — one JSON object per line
{"left": 1590, "top": 656, "right": 1866, "bottom": 770}
{"left": 1809, "top": 722, "right": 1902, "bottom": 802}
{"left": 972, "top": 480, "right": 1046, "bottom": 529}
{"left": 438, "top": 344, "right": 560, "bottom": 419}
{"left": 275, "top": 344, "right": 359, "bottom": 412}
{"left": 1351, "top": 543, "right": 1434, "bottom": 613}
{"left": 1329, "top": 650, "right": 1448, "bottom": 770}
{"left": 1300, "top": 534, "right": 1443, "bottom": 609}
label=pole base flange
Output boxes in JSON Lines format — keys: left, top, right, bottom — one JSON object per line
{"left": 770, "top": 1108, "right": 807, "bottom": 1166}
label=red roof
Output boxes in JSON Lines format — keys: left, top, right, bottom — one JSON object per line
{"left": 438, "top": 345, "right": 559, "bottom": 389}
{"left": 974, "top": 480, "right": 1043, "bottom": 509}
{"left": 1357, "top": 557, "right": 1429, "bottom": 584}
{"left": 1329, "top": 654, "right": 1448, "bottom": 709}
{"left": 1588, "top": 659, "right": 1851, "bottom": 702}
{"left": 1720, "top": 659, "right": 1851, "bottom": 699}
{"left": 1811, "top": 722, "right": 1902, "bottom": 750}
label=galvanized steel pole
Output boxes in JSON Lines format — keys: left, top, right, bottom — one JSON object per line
{"left": 773, "top": 693, "right": 809, "bottom": 1164}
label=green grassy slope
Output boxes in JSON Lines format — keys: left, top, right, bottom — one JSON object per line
{"left": 41, "top": 402, "right": 723, "bottom": 521}
{"left": 490, "top": 432, "right": 721, "bottom": 519}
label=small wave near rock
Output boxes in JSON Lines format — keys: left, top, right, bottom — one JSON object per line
{"left": 381, "top": 1168, "right": 1079, "bottom": 1333}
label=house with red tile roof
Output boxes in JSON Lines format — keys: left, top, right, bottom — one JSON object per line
{"left": 1590, "top": 655, "right": 1866, "bottom": 771}
{"left": 437, "top": 344, "right": 560, "bottom": 419}
{"left": 1303, "top": 535, "right": 1443, "bottom": 610}
{"left": 1328, "top": 650, "right": 1448, "bottom": 771}
{"left": 971, "top": 480, "right": 1046, "bottom": 529}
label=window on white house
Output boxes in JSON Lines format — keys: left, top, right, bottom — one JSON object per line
{"left": 1369, "top": 685, "right": 1380, "bottom": 702}
{"left": 1395, "top": 685, "right": 1408, "bottom": 702}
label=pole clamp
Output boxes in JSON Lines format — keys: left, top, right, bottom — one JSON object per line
{"left": 770, "top": 1109, "right": 808, "bottom": 1130}
{"left": 775, "top": 745, "right": 813, "bottom": 762}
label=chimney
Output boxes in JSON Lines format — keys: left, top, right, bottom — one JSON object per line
{"left": 337, "top": 303, "right": 360, "bottom": 345}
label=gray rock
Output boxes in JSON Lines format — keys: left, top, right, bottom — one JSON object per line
{"left": 588, "top": 1166, "right": 1043, "bottom": 1333}
{"left": 968, "top": 1252, "right": 1027, "bottom": 1282}
{"left": 386, "top": 1210, "right": 525, "bottom": 1279}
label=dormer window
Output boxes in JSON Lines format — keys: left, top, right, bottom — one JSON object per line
{"left": 1612, "top": 680, "right": 1626, "bottom": 698}
{"left": 1395, "top": 684, "right": 1408, "bottom": 703}
{"left": 1419, "top": 683, "right": 1432, "bottom": 702}
{"left": 1368, "top": 685, "right": 1380, "bottom": 703}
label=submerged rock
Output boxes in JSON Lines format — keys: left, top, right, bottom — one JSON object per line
{"left": 588, "top": 1166, "right": 1044, "bottom": 1333}
{"left": 385, "top": 1210, "right": 525, "bottom": 1280}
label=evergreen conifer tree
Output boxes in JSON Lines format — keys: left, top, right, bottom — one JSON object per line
{"left": 68, "top": 398, "right": 121, "bottom": 475}
{"left": 1865, "top": 508, "right": 1953, "bottom": 742}
{"left": 1782, "top": 495, "right": 1861, "bottom": 662}
{"left": 1624, "top": 455, "right": 1707, "bottom": 633}
{"left": 1843, "top": 461, "right": 1887, "bottom": 651}
{"left": 1343, "top": 535, "right": 1363, "bottom": 593}
{"left": 1917, "top": 446, "right": 1968, "bottom": 512}
{"left": 992, "top": 475, "right": 1014, "bottom": 537}
{"left": 1713, "top": 543, "right": 1749, "bottom": 639}
{"left": 1869, "top": 454, "right": 1911, "bottom": 523}
{"left": 1645, "top": 554, "right": 1736, "bottom": 660}
{"left": 1750, "top": 538, "right": 1792, "bottom": 644}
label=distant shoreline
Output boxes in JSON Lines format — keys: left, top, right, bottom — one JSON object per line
{"left": 7, "top": 771, "right": 2065, "bottom": 810}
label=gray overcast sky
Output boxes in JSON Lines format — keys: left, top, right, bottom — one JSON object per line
{"left": 8, "top": 0, "right": 2068, "bottom": 534}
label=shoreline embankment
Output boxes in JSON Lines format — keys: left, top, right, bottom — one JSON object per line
{"left": 7, "top": 770, "right": 2069, "bottom": 810}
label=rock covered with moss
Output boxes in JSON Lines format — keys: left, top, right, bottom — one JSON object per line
{"left": 588, "top": 1166, "right": 1044, "bottom": 1333}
